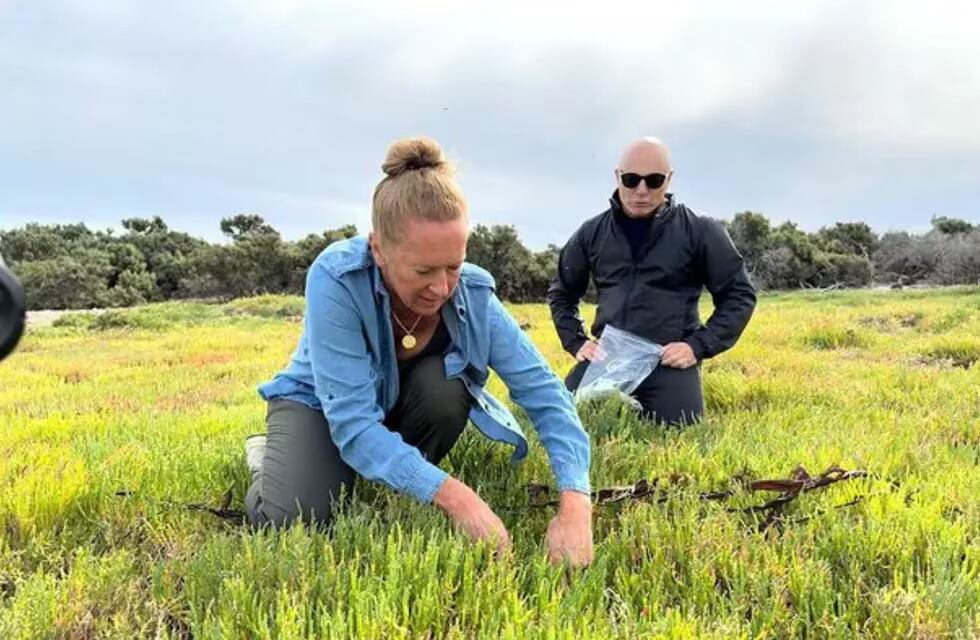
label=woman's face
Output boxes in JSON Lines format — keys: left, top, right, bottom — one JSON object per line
{"left": 370, "top": 216, "right": 467, "bottom": 317}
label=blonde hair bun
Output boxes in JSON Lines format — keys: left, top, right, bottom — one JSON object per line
{"left": 372, "top": 136, "right": 466, "bottom": 244}
{"left": 381, "top": 137, "right": 451, "bottom": 178}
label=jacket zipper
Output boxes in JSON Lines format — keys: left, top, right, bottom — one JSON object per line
{"left": 618, "top": 207, "right": 675, "bottom": 334}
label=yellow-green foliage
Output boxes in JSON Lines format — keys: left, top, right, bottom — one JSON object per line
{"left": 1, "top": 288, "right": 978, "bottom": 638}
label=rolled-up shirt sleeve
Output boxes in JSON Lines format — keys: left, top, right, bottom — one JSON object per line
{"left": 306, "top": 263, "right": 448, "bottom": 503}
{"left": 487, "top": 293, "right": 591, "bottom": 494}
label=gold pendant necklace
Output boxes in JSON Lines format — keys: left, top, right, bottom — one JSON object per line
{"left": 391, "top": 308, "right": 422, "bottom": 350}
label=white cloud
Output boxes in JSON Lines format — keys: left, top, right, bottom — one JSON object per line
{"left": 2, "top": 0, "right": 978, "bottom": 243}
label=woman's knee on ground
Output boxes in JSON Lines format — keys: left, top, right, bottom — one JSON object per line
{"left": 245, "top": 479, "right": 348, "bottom": 530}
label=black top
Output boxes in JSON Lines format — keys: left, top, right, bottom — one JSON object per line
{"left": 614, "top": 207, "right": 657, "bottom": 260}
{"left": 546, "top": 191, "right": 757, "bottom": 361}
{"left": 397, "top": 318, "right": 451, "bottom": 374}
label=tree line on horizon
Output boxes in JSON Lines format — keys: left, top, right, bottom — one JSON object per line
{"left": 0, "top": 212, "right": 977, "bottom": 311}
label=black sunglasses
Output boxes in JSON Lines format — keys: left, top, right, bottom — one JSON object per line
{"left": 619, "top": 172, "right": 668, "bottom": 190}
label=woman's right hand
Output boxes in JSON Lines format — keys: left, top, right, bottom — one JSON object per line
{"left": 434, "top": 477, "right": 511, "bottom": 554}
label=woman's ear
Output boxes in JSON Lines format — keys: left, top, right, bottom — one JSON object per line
{"left": 368, "top": 231, "right": 386, "bottom": 268}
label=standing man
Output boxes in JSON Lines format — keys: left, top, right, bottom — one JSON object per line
{"left": 547, "top": 137, "right": 756, "bottom": 425}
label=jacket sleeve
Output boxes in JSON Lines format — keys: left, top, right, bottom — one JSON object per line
{"left": 306, "top": 263, "right": 448, "bottom": 503}
{"left": 546, "top": 226, "right": 592, "bottom": 357}
{"left": 487, "top": 294, "right": 591, "bottom": 495}
{"left": 685, "top": 219, "right": 757, "bottom": 360}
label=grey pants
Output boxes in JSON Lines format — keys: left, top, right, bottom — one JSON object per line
{"left": 245, "top": 355, "right": 471, "bottom": 528}
{"left": 565, "top": 359, "right": 704, "bottom": 425}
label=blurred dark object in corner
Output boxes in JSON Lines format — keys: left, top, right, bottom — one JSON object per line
{"left": 0, "top": 255, "right": 25, "bottom": 363}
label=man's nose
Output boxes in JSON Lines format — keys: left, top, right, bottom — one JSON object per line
{"left": 429, "top": 271, "right": 450, "bottom": 297}
{"left": 634, "top": 181, "right": 649, "bottom": 195}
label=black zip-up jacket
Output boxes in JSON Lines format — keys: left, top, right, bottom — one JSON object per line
{"left": 547, "top": 192, "right": 757, "bottom": 361}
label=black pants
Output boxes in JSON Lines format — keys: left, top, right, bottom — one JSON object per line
{"left": 565, "top": 359, "right": 704, "bottom": 426}
{"left": 245, "top": 355, "right": 471, "bottom": 528}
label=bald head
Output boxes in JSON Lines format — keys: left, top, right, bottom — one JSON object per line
{"left": 615, "top": 137, "right": 674, "bottom": 218}
{"left": 618, "top": 137, "right": 672, "bottom": 172}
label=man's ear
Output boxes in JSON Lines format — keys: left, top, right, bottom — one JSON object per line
{"left": 368, "top": 231, "right": 386, "bottom": 268}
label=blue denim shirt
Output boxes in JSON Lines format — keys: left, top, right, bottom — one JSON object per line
{"left": 257, "top": 237, "right": 591, "bottom": 504}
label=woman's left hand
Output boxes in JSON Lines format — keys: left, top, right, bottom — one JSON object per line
{"left": 545, "top": 490, "right": 594, "bottom": 567}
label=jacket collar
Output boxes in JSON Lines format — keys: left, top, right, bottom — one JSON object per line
{"left": 609, "top": 190, "right": 673, "bottom": 218}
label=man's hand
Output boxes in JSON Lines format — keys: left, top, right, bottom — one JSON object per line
{"left": 575, "top": 339, "right": 603, "bottom": 362}
{"left": 544, "top": 490, "right": 594, "bottom": 567}
{"left": 434, "top": 477, "right": 511, "bottom": 554}
{"left": 660, "top": 342, "right": 697, "bottom": 369}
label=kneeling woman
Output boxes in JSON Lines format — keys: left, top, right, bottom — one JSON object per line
{"left": 245, "top": 137, "right": 593, "bottom": 566}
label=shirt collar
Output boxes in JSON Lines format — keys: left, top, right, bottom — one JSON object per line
{"left": 372, "top": 263, "right": 388, "bottom": 301}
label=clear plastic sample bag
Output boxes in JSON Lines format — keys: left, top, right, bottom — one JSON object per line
{"left": 574, "top": 325, "right": 663, "bottom": 408}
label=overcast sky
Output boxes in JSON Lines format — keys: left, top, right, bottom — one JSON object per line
{"left": 2, "top": 0, "right": 979, "bottom": 248}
